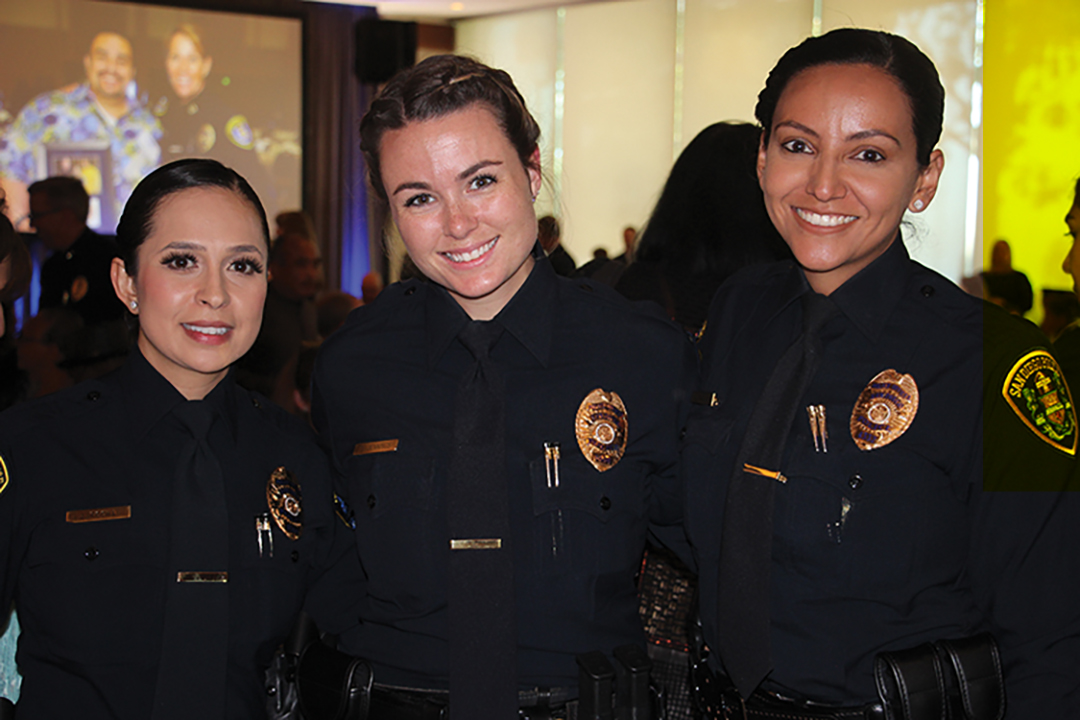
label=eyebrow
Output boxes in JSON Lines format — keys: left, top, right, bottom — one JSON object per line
{"left": 159, "top": 241, "right": 265, "bottom": 256}
{"left": 390, "top": 159, "right": 504, "bottom": 197}
{"left": 774, "top": 120, "right": 901, "bottom": 146}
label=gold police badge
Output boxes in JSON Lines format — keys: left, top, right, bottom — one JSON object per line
{"left": 849, "top": 369, "right": 919, "bottom": 451}
{"left": 575, "top": 388, "right": 628, "bottom": 472}
{"left": 266, "top": 466, "right": 303, "bottom": 540}
{"left": 0, "top": 454, "right": 8, "bottom": 497}
{"left": 1002, "top": 350, "right": 1077, "bottom": 455}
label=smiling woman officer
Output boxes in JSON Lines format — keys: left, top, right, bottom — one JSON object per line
{"left": 0, "top": 159, "right": 359, "bottom": 719}
{"left": 311, "top": 55, "right": 695, "bottom": 718}
{"left": 682, "top": 28, "right": 1080, "bottom": 719}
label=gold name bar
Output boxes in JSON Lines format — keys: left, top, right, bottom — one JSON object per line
{"left": 450, "top": 538, "right": 502, "bottom": 551}
{"left": 353, "top": 439, "right": 399, "bottom": 456}
{"left": 177, "top": 571, "right": 229, "bottom": 583}
{"left": 66, "top": 505, "right": 132, "bottom": 523}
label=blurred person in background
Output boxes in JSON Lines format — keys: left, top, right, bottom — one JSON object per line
{"left": 29, "top": 176, "right": 126, "bottom": 326}
{"left": 1054, "top": 178, "right": 1080, "bottom": 394}
{"left": 981, "top": 239, "right": 1034, "bottom": 316}
{"left": 615, "top": 122, "right": 792, "bottom": 333}
{"left": 538, "top": 215, "right": 575, "bottom": 277}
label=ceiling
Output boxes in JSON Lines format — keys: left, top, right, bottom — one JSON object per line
{"left": 310, "top": 0, "right": 613, "bottom": 22}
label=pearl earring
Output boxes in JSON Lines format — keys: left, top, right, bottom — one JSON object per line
{"left": 912, "top": 199, "right": 924, "bottom": 211}
{"left": 130, "top": 300, "right": 138, "bottom": 310}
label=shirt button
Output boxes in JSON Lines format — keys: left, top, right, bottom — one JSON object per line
{"left": 84, "top": 547, "right": 99, "bottom": 561}
{"left": 599, "top": 496, "right": 611, "bottom": 511}
{"left": 86, "top": 390, "right": 101, "bottom": 401}
{"left": 848, "top": 474, "right": 863, "bottom": 490}
{"left": 404, "top": 287, "right": 417, "bottom": 296}
{"left": 291, "top": 550, "right": 300, "bottom": 563}
{"left": 921, "top": 285, "right": 935, "bottom": 298}
{"left": 367, "top": 494, "right": 376, "bottom": 509}
{"left": 679, "top": 427, "right": 687, "bottom": 440}
{"left": 251, "top": 397, "right": 261, "bottom": 409}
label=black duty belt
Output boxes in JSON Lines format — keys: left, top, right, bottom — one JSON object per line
{"left": 367, "top": 684, "right": 578, "bottom": 720}
{"left": 691, "top": 628, "right": 1004, "bottom": 720}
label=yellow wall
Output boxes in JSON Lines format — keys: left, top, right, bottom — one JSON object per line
{"left": 984, "top": 0, "right": 1080, "bottom": 316}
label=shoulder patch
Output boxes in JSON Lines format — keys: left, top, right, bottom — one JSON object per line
{"left": 226, "top": 114, "right": 254, "bottom": 149}
{"left": 1002, "top": 349, "right": 1077, "bottom": 455}
{"left": 0, "top": 454, "right": 8, "bottom": 496}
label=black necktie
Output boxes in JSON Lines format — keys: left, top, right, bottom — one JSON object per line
{"left": 716, "top": 291, "right": 837, "bottom": 699}
{"left": 152, "top": 400, "right": 230, "bottom": 719}
{"left": 447, "top": 320, "right": 518, "bottom": 718}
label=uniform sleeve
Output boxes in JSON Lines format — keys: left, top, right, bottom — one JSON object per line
{"left": 969, "top": 378, "right": 1080, "bottom": 715}
{"left": 645, "top": 328, "right": 699, "bottom": 567}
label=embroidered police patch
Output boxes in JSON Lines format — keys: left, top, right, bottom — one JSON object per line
{"left": 575, "top": 388, "right": 628, "bottom": 472}
{"left": 226, "top": 114, "right": 254, "bottom": 149}
{"left": 267, "top": 466, "right": 303, "bottom": 540}
{"left": 0, "top": 454, "right": 8, "bottom": 497}
{"left": 1002, "top": 350, "right": 1077, "bottom": 455}
{"left": 849, "top": 369, "right": 919, "bottom": 451}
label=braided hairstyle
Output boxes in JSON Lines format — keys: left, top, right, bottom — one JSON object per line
{"left": 360, "top": 54, "right": 541, "bottom": 202}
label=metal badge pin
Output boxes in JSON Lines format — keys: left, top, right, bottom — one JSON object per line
{"left": 807, "top": 405, "right": 828, "bottom": 452}
{"left": 544, "top": 442, "right": 561, "bottom": 488}
{"left": 256, "top": 513, "right": 274, "bottom": 558}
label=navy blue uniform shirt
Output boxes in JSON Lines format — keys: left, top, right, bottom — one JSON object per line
{"left": 312, "top": 258, "right": 696, "bottom": 690}
{"left": 682, "top": 239, "right": 1080, "bottom": 716}
{"left": 0, "top": 348, "right": 362, "bottom": 718}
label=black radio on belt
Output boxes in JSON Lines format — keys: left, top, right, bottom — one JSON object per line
{"left": 576, "top": 644, "right": 657, "bottom": 720}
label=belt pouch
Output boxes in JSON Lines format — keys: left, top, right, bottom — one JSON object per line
{"left": 613, "top": 644, "right": 653, "bottom": 720}
{"left": 933, "top": 635, "right": 1004, "bottom": 720}
{"left": 577, "top": 651, "right": 616, "bottom": 720}
{"left": 873, "top": 642, "right": 944, "bottom": 720}
{"left": 297, "top": 638, "right": 374, "bottom": 720}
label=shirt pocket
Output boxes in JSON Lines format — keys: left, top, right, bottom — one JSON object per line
{"left": 528, "top": 450, "right": 646, "bottom": 577}
{"left": 22, "top": 513, "right": 164, "bottom": 664}
{"left": 777, "top": 442, "right": 961, "bottom": 598}
{"left": 346, "top": 451, "right": 444, "bottom": 613}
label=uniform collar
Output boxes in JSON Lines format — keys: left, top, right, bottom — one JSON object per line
{"left": 819, "top": 235, "right": 910, "bottom": 342}
{"left": 424, "top": 251, "right": 556, "bottom": 368}
{"left": 117, "top": 346, "right": 239, "bottom": 441}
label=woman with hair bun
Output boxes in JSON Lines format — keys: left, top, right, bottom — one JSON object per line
{"left": 682, "top": 28, "right": 1079, "bottom": 718}
{"left": 0, "top": 159, "right": 359, "bottom": 718}
{"left": 312, "top": 54, "right": 694, "bottom": 717}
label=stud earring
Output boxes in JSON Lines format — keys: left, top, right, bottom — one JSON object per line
{"left": 912, "top": 199, "right": 925, "bottom": 211}
{"left": 130, "top": 300, "right": 138, "bottom": 310}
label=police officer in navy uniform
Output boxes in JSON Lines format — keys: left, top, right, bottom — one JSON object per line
{"left": 681, "top": 29, "right": 1080, "bottom": 719}
{"left": 311, "top": 56, "right": 694, "bottom": 718}
{"left": 154, "top": 25, "right": 272, "bottom": 204}
{"left": 30, "top": 176, "right": 126, "bottom": 326}
{"left": 0, "top": 160, "right": 360, "bottom": 718}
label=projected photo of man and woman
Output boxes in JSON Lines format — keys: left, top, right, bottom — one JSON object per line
{"left": 0, "top": 0, "right": 302, "bottom": 233}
